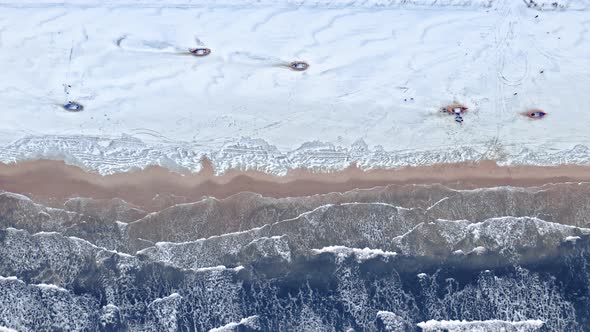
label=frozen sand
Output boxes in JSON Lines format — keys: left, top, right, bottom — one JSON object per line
{"left": 3, "top": 159, "right": 590, "bottom": 209}
{"left": 0, "top": 0, "right": 589, "bottom": 174}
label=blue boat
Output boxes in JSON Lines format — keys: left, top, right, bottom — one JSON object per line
{"left": 63, "top": 101, "right": 84, "bottom": 112}
{"left": 527, "top": 110, "right": 547, "bottom": 118}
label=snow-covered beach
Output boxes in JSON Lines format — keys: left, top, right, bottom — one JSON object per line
{"left": 0, "top": 0, "right": 589, "bottom": 174}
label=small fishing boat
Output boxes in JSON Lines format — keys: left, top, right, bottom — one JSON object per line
{"left": 526, "top": 110, "right": 547, "bottom": 118}
{"left": 63, "top": 101, "right": 84, "bottom": 112}
{"left": 189, "top": 48, "right": 211, "bottom": 56}
{"left": 290, "top": 61, "right": 309, "bottom": 71}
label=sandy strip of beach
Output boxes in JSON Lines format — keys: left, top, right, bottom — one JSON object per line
{"left": 1, "top": 158, "right": 590, "bottom": 210}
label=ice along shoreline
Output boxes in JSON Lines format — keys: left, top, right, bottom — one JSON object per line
{"left": 3, "top": 135, "right": 590, "bottom": 176}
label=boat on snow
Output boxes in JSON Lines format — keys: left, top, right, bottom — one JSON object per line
{"left": 443, "top": 104, "right": 468, "bottom": 115}
{"left": 526, "top": 110, "right": 547, "bottom": 118}
{"left": 189, "top": 48, "right": 211, "bottom": 56}
{"left": 63, "top": 101, "right": 84, "bottom": 112}
{"left": 289, "top": 61, "right": 309, "bottom": 71}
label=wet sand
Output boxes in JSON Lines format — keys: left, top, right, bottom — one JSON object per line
{"left": 1, "top": 158, "right": 590, "bottom": 210}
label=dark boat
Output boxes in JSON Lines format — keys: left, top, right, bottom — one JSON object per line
{"left": 189, "top": 48, "right": 211, "bottom": 56}
{"left": 290, "top": 61, "right": 309, "bottom": 71}
{"left": 63, "top": 101, "right": 84, "bottom": 112}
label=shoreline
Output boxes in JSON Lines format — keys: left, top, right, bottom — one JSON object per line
{"left": 2, "top": 158, "right": 590, "bottom": 210}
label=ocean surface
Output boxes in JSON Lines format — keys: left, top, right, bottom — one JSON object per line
{"left": 2, "top": 184, "right": 590, "bottom": 331}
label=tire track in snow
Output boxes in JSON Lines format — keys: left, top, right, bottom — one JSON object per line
{"left": 251, "top": 7, "right": 300, "bottom": 32}
{"left": 358, "top": 29, "right": 396, "bottom": 47}
{"left": 493, "top": 0, "right": 522, "bottom": 123}
{"left": 294, "top": 10, "right": 358, "bottom": 59}
{"left": 35, "top": 10, "right": 68, "bottom": 28}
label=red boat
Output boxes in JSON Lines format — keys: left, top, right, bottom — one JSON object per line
{"left": 189, "top": 48, "right": 211, "bottom": 56}
{"left": 443, "top": 104, "right": 468, "bottom": 115}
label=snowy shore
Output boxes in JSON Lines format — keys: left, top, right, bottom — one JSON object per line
{"left": 3, "top": 135, "right": 590, "bottom": 175}
{"left": 0, "top": 0, "right": 588, "bottom": 174}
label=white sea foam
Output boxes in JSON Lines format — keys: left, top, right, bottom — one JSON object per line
{"left": 417, "top": 319, "right": 545, "bottom": 332}
{"left": 312, "top": 246, "right": 397, "bottom": 261}
{"left": 0, "top": 275, "right": 22, "bottom": 283}
{"left": 33, "top": 283, "right": 68, "bottom": 292}
{"left": 0, "top": 327, "right": 18, "bottom": 332}
{"left": 208, "top": 316, "right": 260, "bottom": 332}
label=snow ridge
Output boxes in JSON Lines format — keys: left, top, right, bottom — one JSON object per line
{"left": 0, "top": 0, "right": 495, "bottom": 9}
{"left": 3, "top": 0, "right": 587, "bottom": 10}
